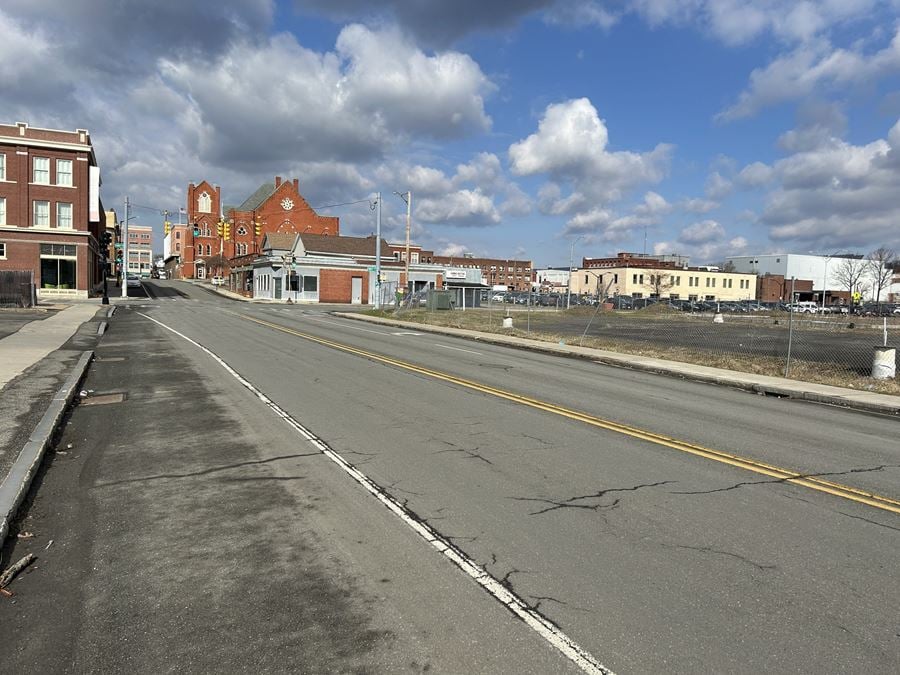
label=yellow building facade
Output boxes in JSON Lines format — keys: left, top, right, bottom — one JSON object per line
{"left": 570, "top": 266, "right": 757, "bottom": 301}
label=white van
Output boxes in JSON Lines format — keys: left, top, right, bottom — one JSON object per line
{"left": 790, "top": 301, "right": 819, "bottom": 313}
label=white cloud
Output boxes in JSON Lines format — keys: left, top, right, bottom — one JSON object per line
{"left": 719, "top": 28, "right": 900, "bottom": 121}
{"left": 679, "top": 197, "right": 719, "bottom": 213}
{"left": 737, "top": 161, "right": 774, "bottom": 187}
{"left": 416, "top": 189, "right": 501, "bottom": 227}
{"left": 678, "top": 219, "right": 726, "bottom": 245}
{"left": 705, "top": 171, "right": 733, "bottom": 199}
{"left": 756, "top": 118, "right": 900, "bottom": 250}
{"left": 509, "top": 98, "right": 672, "bottom": 213}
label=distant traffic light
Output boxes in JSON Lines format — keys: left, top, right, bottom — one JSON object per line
{"left": 164, "top": 220, "right": 171, "bottom": 236}
{"left": 223, "top": 222, "right": 230, "bottom": 239}
{"left": 192, "top": 223, "right": 200, "bottom": 236}
{"left": 216, "top": 220, "right": 224, "bottom": 237}
{"left": 254, "top": 220, "right": 261, "bottom": 236}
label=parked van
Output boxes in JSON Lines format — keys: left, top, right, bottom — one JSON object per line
{"left": 789, "top": 301, "right": 819, "bottom": 313}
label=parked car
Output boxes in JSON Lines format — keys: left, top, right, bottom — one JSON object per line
{"left": 211, "top": 276, "right": 225, "bottom": 286}
{"left": 126, "top": 274, "right": 141, "bottom": 288}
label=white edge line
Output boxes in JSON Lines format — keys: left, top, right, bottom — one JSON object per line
{"left": 433, "top": 343, "right": 483, "bottom": 356}
{"left": 136, "top": 311, "right": 612, "bottom": 675}
{"left": 302, "top": 314, "right": 395, "bottom": 336}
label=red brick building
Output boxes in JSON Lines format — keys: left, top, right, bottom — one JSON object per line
{"left": 174, "top": 176, "right": 340, "bottom": 279}
{"left": 0, "top": 122, "right": 104, "bottom": 298}
{"left": 428, "top": 254, "right": 532, "bottom": 291}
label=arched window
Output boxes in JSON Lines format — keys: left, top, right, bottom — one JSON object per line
{"left": 198, "top": 192, "right": 211, "bottom": 213}
{"left": 206, "top": 244, "right": 211, "bottom": 255}
{"left": 197, "top": 244, "right": 202, "bottom": 255}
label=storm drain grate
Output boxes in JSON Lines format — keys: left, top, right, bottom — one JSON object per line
{"left": 80, "top": 393, "right": 126, "bottom": 406}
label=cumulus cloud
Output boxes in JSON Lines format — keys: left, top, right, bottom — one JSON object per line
{"left": 678, "top": 219, "right": 726, "bottom": 245}
{"left": 756, "top": 118, "right": 900, "bottom": 249}
{"left": 737, "top": 161, "right": 774, "bottom": 187}
{"left": 705, "top": 171, "right": 733, "bottom": 199}
{"left": 679, "top": 197, "right": 719, "bottom": 213}
{"left": 509, "top": 98, "right": 672, "bottom": 211}
{"left": 416, "top": 190, "right": 501, "bottom": 227}
{"left": 719, "top": 28, "right": 900, "bottom": 121}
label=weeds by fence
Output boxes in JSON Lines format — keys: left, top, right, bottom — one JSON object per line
{"left": 376, "top": 302, "right": 899, "bottom": 395}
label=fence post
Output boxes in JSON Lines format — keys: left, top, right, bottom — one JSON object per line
{"left": 784, "top": 278, "right": 796, "bottom": 377}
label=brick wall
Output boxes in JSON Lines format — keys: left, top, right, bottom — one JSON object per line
{"left": 320, "top": 269, "right": 368, "bottom": 303}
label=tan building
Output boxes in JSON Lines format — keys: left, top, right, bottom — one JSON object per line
{"left": 570, "top": 265, "right": 757, "bottom": 301}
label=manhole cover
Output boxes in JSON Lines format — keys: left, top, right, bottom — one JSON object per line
{"left": 80, "top": 393, "right": 126, "bottom": 406}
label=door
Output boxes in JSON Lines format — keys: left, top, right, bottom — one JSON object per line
{"left": 351, "top": 277, "right": 362, "bottom": 304}
{"left": 274, "top": 277, "right": 282, "bottom": 300}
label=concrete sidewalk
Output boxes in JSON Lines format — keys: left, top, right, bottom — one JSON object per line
{"left": 0, "top": 304, "right": 104, "bottom": 389}
{"left": 339, "top": 312, "right": 900, "bottom": 416}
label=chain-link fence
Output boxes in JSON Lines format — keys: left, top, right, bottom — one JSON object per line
{"left": 388, "top": 294, "right": 899, "bottom": 390}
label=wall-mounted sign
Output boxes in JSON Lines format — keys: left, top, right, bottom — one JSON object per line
{"left": 446, "top": 269, "right": 467, "bottom": 279}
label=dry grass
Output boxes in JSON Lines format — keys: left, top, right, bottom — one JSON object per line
{"left": 366, "top": 308, "right": 900, "bottom": 396}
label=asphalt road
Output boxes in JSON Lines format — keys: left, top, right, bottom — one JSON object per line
{"left": 2, "top": 279, "right": 898, "bottom": 674}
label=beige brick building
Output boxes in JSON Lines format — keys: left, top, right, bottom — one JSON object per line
{"left": 570, "top": 265, "right": 757, "bottom": 301}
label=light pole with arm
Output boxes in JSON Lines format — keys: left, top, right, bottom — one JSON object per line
{"left": 394, "top": 191, "right": 411, "bottom": 293}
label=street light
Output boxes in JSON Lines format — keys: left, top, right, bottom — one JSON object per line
{"left": 566, "top": 235, "right": 583, "bottom": 309}
{"left": 394, "top": 190, "right": 412, "bottom": 294}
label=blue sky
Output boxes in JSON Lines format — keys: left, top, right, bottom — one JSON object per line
{"left": 3, "top": 0, "right": 900, "bottom": 266}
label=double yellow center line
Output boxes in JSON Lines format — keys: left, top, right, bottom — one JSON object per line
{"left": 239, "top": 312, "right": 900, "bottom": 516}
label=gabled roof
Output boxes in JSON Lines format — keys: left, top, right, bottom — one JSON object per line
{"left": 237, "top": 182, "right": 276, "bottom": 211}
{"left": 262, "top": 233, "right": 299, "bottom": 251}
{"left": 299, "top": 234, "right": 389, "bottom": 257}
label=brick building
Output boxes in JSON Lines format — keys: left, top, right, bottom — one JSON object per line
{"left": 127, "top": 224, "right": 153, "bottom": 277}
{"left": 756, "top": 274, "right": 815, "bottom": 303}
{"left": 0, "top": 121, "right": 104, "bottom": 298}
{"left": 428, "top": 253, "right": 532, "bottom": 291}
{"left": 172, "top": 176, "right": 340, "bottom": 279}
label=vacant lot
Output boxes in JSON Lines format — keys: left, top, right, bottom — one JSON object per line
{"left": 381, "top": 306, "right": 900, "bottom": 395}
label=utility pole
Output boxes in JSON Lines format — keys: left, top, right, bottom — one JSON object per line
{"left": 374, "top": 192, "right": 382, "bottom": 309}
{"left": 395, "top": 190, "right": 412, "bottom": 293}
{"left": 121, "top": 196, "right": 129, "bottom": 298}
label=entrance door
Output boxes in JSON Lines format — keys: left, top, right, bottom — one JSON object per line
{"left": 351, "top": 277, "right": 362, "bottom": 304}
{"left": 275, "top": 277, "right": 282, "bottom": 300}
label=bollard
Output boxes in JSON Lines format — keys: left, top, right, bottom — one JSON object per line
{"left": 871, "top": 347, "right": 896, "bottom": 379}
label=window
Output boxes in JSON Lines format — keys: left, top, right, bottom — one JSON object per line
{"left": 711, "top": 278, "right": 716, "bottom": 287}
{"left": 613, "top": 274, "right": 618, "bottom": 284}
{"left": 0, "top": 197, "right": 5, "bottom": 225}
{"left": 639, "top": 274, "right": 644, "bottom": 284}
{"left": 632, "top": 274, "right": 638, "bottom": 284}
{"left": 39, "top": 244, "right": 77, "bottom": 290}
{"left": 675, "top": 276, "right": 681, "bottom": 286}
{"left": 0, "top": 153, "right": 5, "bottom": 180}
{"left": 175, "top": 231, "right": 181, "bottom": 239}
{"left": 198, "top": 192, "right": 211, "bottom": 213}
{"left": 33, "top": 157, "right": 50, "bottom": 184}
{"left": 175, "top": 243, "right": 181, "bottom": 252}
{"left": 411, "top": 252, "right": 419, "bottom": 264}
{"left": 237, "top": 226, "right": 247, "bottom": 236}
{"left": 0, "top": 243, "right": 5, "bottom": 258}
{"left": 585, "top": 274, "right": 589, "bottom": 284}
{"left": 34, "top": 200, "right": 50, "bottom": 227}
{"left": 705, "top": 278, "right": 711, "bottom": 287}
{"left": 205, "top": 244, "right": 211, "bottom": 255}
{"left": 57, "top": 202, "right": 73, "bottom": 229}
{"left": 197, "top": 244, "right": 202, "bottom": 255}
{"left": 57, "top": 159, "right": 72, "bottom": 186}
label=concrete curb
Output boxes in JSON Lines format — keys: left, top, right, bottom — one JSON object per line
{"left": 337, "top": 313, "right": 900, "bottom": 416}
{"left": 0, "top": 350, "right": 93, "bottom": 547}
{"left": 97, "top": 321, "right": 107, "bottom": 336}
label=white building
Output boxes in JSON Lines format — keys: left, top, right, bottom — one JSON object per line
{"left": 534, "top": 267, "right": 570, "bottom": 290}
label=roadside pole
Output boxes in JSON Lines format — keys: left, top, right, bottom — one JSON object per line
{"left": 374, "top": 192, "right": 382, "bottom": 309}
{"left": 785, "top": 277, "right": 796, "bottom": 377}
{"left": 121, "top": 196, "right": 128, "bottom": 299}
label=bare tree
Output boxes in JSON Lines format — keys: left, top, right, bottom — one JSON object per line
{"left": 832, "top": 256, "right": 866, "bottom": 307}
{"left": 645, "top": 269, "right": 676, "bottom": 298}
{"left": 866, "top": 247, "right": 895, "bottom": 305}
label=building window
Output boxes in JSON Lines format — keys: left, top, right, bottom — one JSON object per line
{"left": 33, "top": 157, "right": 50, "bottom": 184}
{"left": 175, "top": 243, "right": 181, "bottom": 252}
{"left": 34, "top": 200, "right": 50, "bottom": 227}
{"left": 613, "top": 274, "right": 618, "bottom": 284}
{"left": 197, "top": 244, "right": 202, "bottom": 255}
{"left": 39, "top": 244, "right": 77, "bottom": 290}
{"left": 57, "top": 159, "right": 73, "bottom": 186}
{"left": 57, "top": 202, "right": 73, "bottom": 229}
{"left": 198, "top": 192, "right": 211, "bottom": 213}
{"left": 237, "top": 226, "right": 247, "bottom": 236}
{"left": 675, "top": 276, "right": 681, "bottom": 286}
{"left": 411, "top": 252, "right": 419, "bottom": 264}
{"left": 632, "top": 274, "right": 638, "bottom": 284}
{"left": 205, "top": 244, "right": 211, "bottom": 255}
{"left": 0, "top": 242, "right": 5, "bottom": 258}
{"left": 175, "top": 231, "right": 181, "bottom": 239}
{"left": 705, "top": 278, "right": 710, "bottom": 287}
{"left": 0, "top": 197, "right": 5, "bottom": 225}
{"left": 0, "top": 153, "right": 5, "bottom": 180}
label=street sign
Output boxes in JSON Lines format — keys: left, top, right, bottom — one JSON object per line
{"left": 114, "top": 243, "right": 123, "bottom": 249}
{"left": 367, "top": 266, "right": 376, "bottom": 272}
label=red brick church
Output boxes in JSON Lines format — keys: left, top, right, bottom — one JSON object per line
{"left": 174, "top": 176, "right": 339, "bottom": 279}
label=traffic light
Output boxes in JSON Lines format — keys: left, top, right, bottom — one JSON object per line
{"left": 164, "top": 220, "right": 171, "bottom": 236}
{"left": 223, "top": 222, "right": 230, "bottom": 239}
{"left": 100, "top": 230, "right": 112, "bottom": 247}
{"left": 216, "top": 220, "right": 223, "bottom": 237}
{"left": 192, "top": 223, "right": 200, "bottom": 237}
{"left": 254, "top": 220, "right": 261, "bottom": 236}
